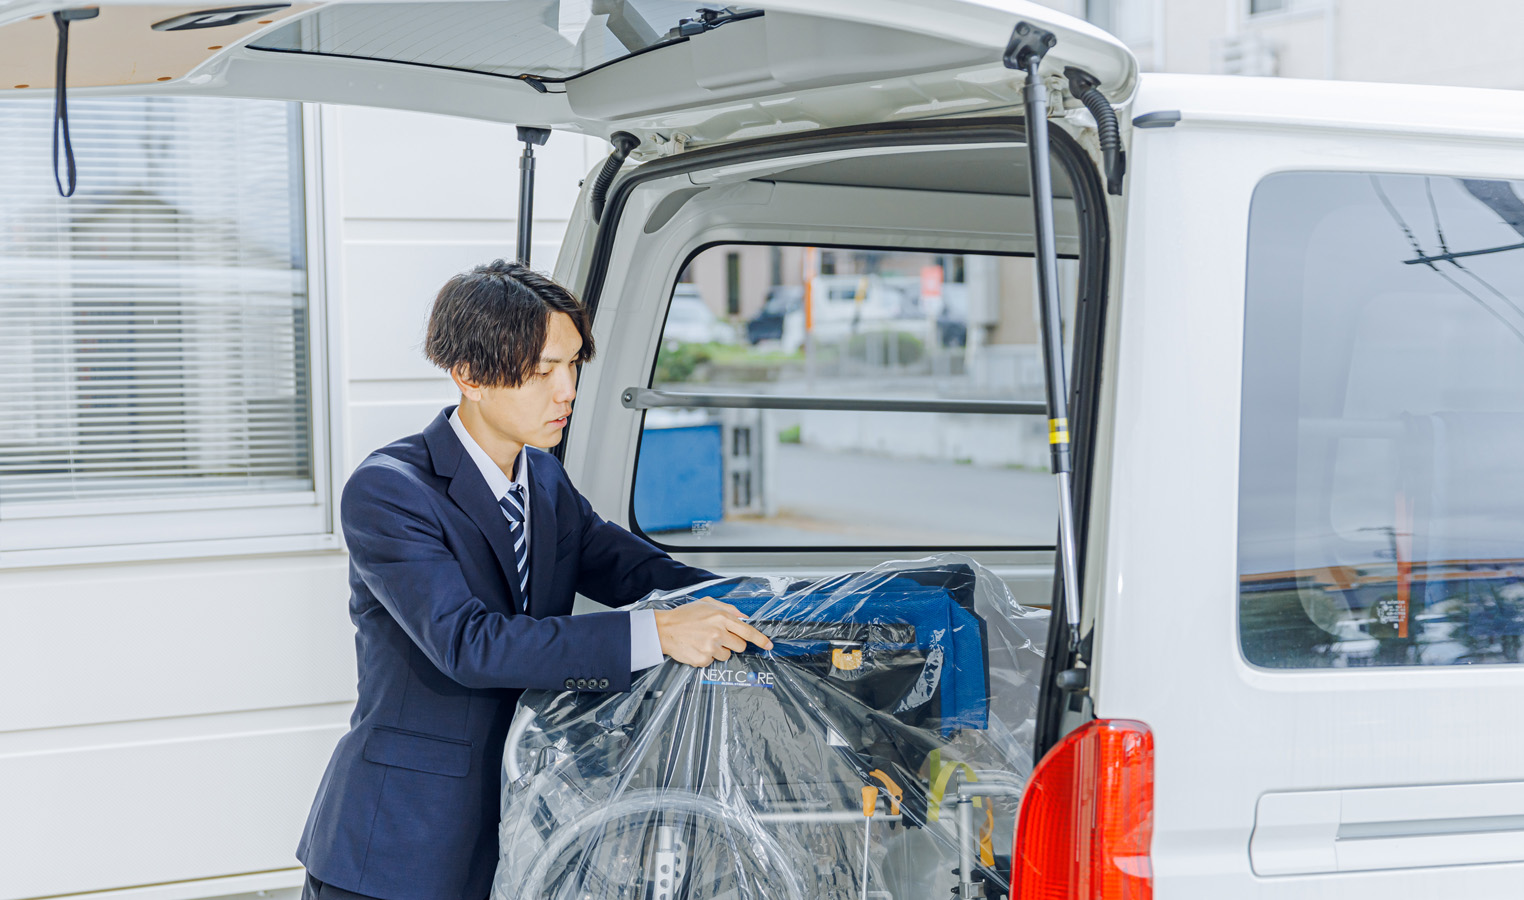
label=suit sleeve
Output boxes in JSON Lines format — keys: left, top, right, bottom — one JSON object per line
{"left": 570, "top": 487, "right": 718, "bottom": 608}
{"left": 342, "top": 459, "right": 634, "bottom": 691}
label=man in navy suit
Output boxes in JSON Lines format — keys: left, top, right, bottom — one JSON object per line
{"left": 297, "top": 261, "right": 771, "bottom": 900}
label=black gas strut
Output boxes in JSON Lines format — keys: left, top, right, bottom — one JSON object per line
{"left": 1003, "top": 22, "right": 1083, "bottom": 655}
{"left": 514, "top": 125, "right": 550, "bottom": 264}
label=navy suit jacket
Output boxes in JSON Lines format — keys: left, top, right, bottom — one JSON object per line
{"left": 297, "top": 407, "right": 714, "bottom": 900}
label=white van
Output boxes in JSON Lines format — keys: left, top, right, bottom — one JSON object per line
{"left": 4, "top": 1, "right": 1524, "bottom": 899}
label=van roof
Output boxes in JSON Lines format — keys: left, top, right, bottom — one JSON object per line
{"left": 1136, "top": 73, "right": 1524, "bottom": 141}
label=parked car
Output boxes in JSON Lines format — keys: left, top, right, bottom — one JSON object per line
{"left": 10, "top": 2, "right": 1524, "bottom": 900}
{"left": 662, "top": 284, "right": 737, "bottom": 346}
{"left": 745, "top": 285, "right": 803, "bottom": 344}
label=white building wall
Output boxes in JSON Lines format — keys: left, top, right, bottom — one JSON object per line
{"left": 1330, "top": 0, "right": 1524, "bottom": 87}
{"left": 1046, "top": 0, "right": 1524, "bottom": 88}
{"left": 0, "top": 108, "right": 600, "bottom": 900}
{"left": 332, "top": 106, "right": 605, "bottom": 469}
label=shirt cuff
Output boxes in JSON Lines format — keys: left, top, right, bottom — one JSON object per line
{"left": 629, "top": 609, "right": 664, "bottom": 672}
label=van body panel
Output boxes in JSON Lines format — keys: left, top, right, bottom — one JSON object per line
{"left": 0, "top": 557, "right": 354, "bottom": 900}
{"left": 1093, "top": 75, "right": 1524, "bottom": 898}
{"left": 1132, "top": 72, "right": 1524, "bottom": 140}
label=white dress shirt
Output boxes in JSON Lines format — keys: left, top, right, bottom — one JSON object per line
{"left": 449, "top": 410, "right": 663, "bottom": 672}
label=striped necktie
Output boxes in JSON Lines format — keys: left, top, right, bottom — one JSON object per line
{"left": 498, "top": 483, "right": 530, "bottom": 599}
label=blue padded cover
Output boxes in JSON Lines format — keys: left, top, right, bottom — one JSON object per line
{"left": 690, "top": 579, "right": 989, "bottom": 732}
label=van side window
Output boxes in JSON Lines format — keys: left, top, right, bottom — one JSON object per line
{"left": 1239, "top": 171, "right": 1524, "bottom": 668}
{"left": 631, "top": 244, "right": 1077, "bottom": 549}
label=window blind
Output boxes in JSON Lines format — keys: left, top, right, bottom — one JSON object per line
{"left": 0, "top": 97, "right": 313, "bottom": 506}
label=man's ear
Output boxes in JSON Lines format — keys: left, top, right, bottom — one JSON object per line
{"left": 450, "top": 364, "right": 486, "bottom": 402}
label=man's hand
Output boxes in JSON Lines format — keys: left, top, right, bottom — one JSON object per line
{"left": 654, "top": 598, "right": 774, "bottom": 668}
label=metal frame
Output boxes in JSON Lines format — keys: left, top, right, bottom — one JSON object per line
{"left": 1006, "top": 21, "right": 1083, "bottom": 657}
{"left": 622, "top": 388, "right": 1046, "bottom": 417}
{"left": 515, "top": 125, "right": 550, "bottom": 263}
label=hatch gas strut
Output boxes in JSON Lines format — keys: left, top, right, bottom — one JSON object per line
{"left": 514, "top": 126, "right": 550, "bottom": 264}
{"left": 1004, "top": 22, "right": 1083, "bottom": 655}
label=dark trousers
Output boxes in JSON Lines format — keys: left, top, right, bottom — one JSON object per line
{"left": 302, "top": 874, "right": 387, "bottom": 900}
{"left": 301, "top": 873, "right": 487, "bottom": 900}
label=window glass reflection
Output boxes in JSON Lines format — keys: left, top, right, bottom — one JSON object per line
{"left": 633, "top": 246, "right": 1078, "bottom": 549}
{"left": 1240, "top": 172, "right": 1524, "bottom": 667}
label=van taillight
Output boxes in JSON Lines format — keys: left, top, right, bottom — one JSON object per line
{"left": 1012, "top": 719, "right": 1154, "bottom": 900}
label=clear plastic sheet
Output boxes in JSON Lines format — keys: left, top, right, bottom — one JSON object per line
{"left": 494, "top": 555, "right": 1048, "bottom": 900}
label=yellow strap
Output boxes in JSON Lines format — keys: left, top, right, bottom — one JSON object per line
{"left": 1048, "top": 417, "right": 1070, "bottom": 445}
{"left": 979, "top": 804, "right": 996, "bottom": 867}
{"left": 927, "top": 758, "right": 981, "bottom": 823}
{"left": 869, "top": 769, "right": 903, "bottom": 816}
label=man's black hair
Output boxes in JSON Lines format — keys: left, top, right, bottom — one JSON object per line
{"left": 424, "top": 259, "right": 596, "bottom": 388}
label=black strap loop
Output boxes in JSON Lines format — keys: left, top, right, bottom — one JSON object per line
{"left": 51, "top": 8, "right": 98, "bottom": 198}
{"left": 53, "top": 12, "right": 77, "bottom": 197}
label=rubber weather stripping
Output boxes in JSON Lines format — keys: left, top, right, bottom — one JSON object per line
{"left": 1063, "top": 66, "right": 1125, "bottom": 195}
{"left": 590, "top": 131, "right": 641, "bottom": 223}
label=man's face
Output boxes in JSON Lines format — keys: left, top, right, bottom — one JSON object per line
{"left": 463, "top": 311, "right": 582, "bottom": 452}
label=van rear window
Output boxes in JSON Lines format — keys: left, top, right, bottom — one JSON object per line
{"left": 630, "top": 244, "right": 1078, "bottom": 550}
{"left": 1239, "top": 171, "right": 1524, "bottom": 668}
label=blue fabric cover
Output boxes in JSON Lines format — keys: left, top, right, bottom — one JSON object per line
{"left": 691, "top": 578, "right": 989, "bottom": 732}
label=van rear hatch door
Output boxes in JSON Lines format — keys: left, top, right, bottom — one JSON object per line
{"left": 0, "top": 0, "right": 1135, "bottom": 147}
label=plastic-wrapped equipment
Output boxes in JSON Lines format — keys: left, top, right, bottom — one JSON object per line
{"left": 493, "top": 555, "right": 1047, "bottom": 900}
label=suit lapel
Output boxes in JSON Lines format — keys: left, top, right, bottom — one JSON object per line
{"left": 527, "top": 451, "right": 558, "bottom": 617}
{"left": 424, "top": 408, "right": 527, "bottom": 613}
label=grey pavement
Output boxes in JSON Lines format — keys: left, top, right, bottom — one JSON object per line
{"left": 655, "top": 444, "right": 1058, "bottom": 548}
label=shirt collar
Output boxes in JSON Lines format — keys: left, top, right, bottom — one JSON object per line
{"left": 448, "top": 407, "right": 529, "bottom": 501}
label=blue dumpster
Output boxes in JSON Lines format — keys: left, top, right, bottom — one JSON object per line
{"left": 633, "top": 423, "right": 724, "bottom": 533}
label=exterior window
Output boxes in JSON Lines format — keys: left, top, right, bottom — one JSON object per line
{"left": 632, "top": 244, "right": 1078, "bottom": 549}
{"left": 1239, "top": 171, "right": 1524, "bottom": 667}
{"left": 1086, "top": 0, "right": 1155, "bottom": 43}
{"left": 1249, "top": 0, "right": 1287, "bottom": 13}
{"left": 0, "top": 97, "right": 324, "bottom": 559}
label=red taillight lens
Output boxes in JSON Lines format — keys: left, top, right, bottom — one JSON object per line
{"left": 1012, "top": 719, "right": 1154, "bottom": 900}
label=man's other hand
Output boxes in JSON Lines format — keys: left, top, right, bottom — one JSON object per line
{"left": 654, "top": 598, "right": 774, "bottom": 667}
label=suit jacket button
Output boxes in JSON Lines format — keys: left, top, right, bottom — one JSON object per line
{"left": 564, "top": 678, "right": 576, "bottom": 691}
{"left": 597, "top": 678, "right": 610, "bottom": 689}
{"left": 576, "top": 678, "right": 588, "bottom": 689}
